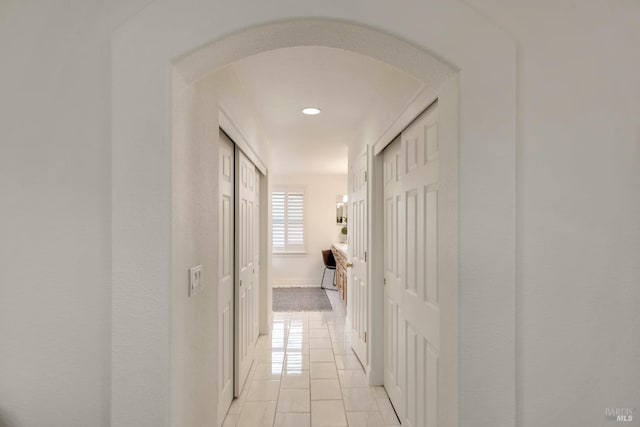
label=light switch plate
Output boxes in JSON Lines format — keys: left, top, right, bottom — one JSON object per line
{"left": 189, "top": 265, "right": 203, "bottom": 297}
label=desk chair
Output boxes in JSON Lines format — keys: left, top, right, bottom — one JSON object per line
{"left": 320, "top": 249, "right": 337, "bottom": 291}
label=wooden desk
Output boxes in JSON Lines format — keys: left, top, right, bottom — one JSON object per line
{"left": 331, "top": 243, "right": 348, "bottom": 304}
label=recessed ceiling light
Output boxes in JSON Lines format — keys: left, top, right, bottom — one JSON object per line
{"left": 302, "top": 107, "right": 321, "bottom": 115}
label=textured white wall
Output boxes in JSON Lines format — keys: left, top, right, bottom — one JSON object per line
{"left": 463, "top": 1, "right": 640, "bottom": 425}
{"left": 0, "top": 1, "right": 149, "bottom": 426}
{"left": 3, "top": 1, "right": 638, "bottom": 427}
{"left": 271, "top": 175, "right": 347, "bottom": 287}
{"left": 170, "top": 73, "right": 220, "bottom": 427}
{"left": 169, "top": 70, "right": 272, "bottom": 427}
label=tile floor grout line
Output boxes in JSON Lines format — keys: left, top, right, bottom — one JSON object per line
{"left": 228, "top": 300, "right": 397, "bottom": 426}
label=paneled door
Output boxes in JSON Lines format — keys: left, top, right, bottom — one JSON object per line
{"left": 235, "top": 147, "right": 259, "bottom": 396}
{"left": 383, "top": 102, "right": 443, "bottom": 426}
{"left": 217, "top": 130, "right": 234, "bottom": 425}
{"left": 252, "top": 167, "right": 260, "bottom": 347}
{"left": 349, "top": 148, "right": 368, "bottom": 367}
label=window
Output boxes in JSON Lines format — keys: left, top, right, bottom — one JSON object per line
{"left": 272, "top": 188, "right": 305, "bottom": 253}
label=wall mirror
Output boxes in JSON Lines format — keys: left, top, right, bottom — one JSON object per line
{"left": 336, "top": 194, "right": 348, "bottom": 225}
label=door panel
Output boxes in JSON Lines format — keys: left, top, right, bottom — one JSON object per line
{"left": 384, "top": 102, "right": 442, "bottom": 426}
{"left": 349, "top": 149, "right": 368, "bottom": 367}
{"left": 235, "top": 148, "right": 259, "bottom": 396}
{"left": 383, "top": 137, "right": 403, "bottom": 413}
{"left": 218, "top": 130, "right": 234, "bottom": 425}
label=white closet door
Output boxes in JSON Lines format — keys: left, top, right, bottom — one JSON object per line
{"left": 217, "top": 130, "right": 234, "bottom": 425}
{"left": 382, "top": 135, "right": 403, "bottom": 413}
{"left": 252, "top": 169, "right": 260, "bottom": 345}
{"left": 384, "top": 102, "right": 442, "bottom": 427}
{"left": 349, "top": 148, "right": 368, "bottom": 367}
{"left": 235, "top": 147, "right": 259, "bottom": 396}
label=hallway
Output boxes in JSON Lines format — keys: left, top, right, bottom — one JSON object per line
{"left": 223, "top": 291, "right": 399, "bottom": 427}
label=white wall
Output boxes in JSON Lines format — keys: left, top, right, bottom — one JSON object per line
{"left": 169, "top": 69, "right": 272, "bottom": 426}
{"left": 464, "top": 1, "right": 640, "bottom": 425}
{"left": 170, "top": 73, "right": 220, "bottom": 427}
{"left": 0, "top": 1, "right": 149, "bottom": 426}
{"left": 272, "top": 175, "right": 347, "bottom": 287}
{"left": 2, "top": 1, "right": 639, "bottom": 427}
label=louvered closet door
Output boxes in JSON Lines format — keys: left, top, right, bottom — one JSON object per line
{"left": 384, "top": 102, "right": 441, "bottom": 427}
{"left": 217, "top": 130, "right": 234, "bottom": 426}
{"left": 235, "top": 147, "right": 259, "bottom": 396}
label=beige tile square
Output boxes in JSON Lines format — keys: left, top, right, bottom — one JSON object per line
{"left": 310, "top": 328, "right": 330, "bottom": 338}
{"left": 287, "top": 344, "right": 310, "bottom": 355}
{"left": 236, "top": 401, "right": 276, "bottom": 427}
{"left": 274, "top": 412, "right": 311, "bottom": 427}
{"left": 246, "top": 380, "right": 280, "bottom": 401}
{"left": 307, "top": 312, "right": 326, "bottom": 321}
{"left": 311, "top": 400, "right": 347, "bottom": 426}
{"left": 372, "top": 386, "right": 388, "bottom": 399}
{"left": 309, "top": 338, "right": 333, "bottom": 349}
{"left": 309, "top": 320, "right": 328, "bottom": 329}
{"left": 277, "top": 388, "right": 311, "bottom": 413}
{"left": 376, "top": 398, "right": 400, "bottom": 425}
{"left": 227, "top": 396, "right": 245, "bottom": 415}
{"left": 253, "top": 362, "right": 283, "bottom": 380}
{"left": 337, "top": 369, "right": 368, "bottom": 388}
{"left": 222, "top": 413, "right": 239, "bottom": 427}
{"left": 310, "top": 348, "right": 335, "bottom": 362}
{"left": 341, "top": 387, "right": 378, "bottom": 411}
{"left": 329, "top": 330, "right": 349, "bottom": 342}
{"left": 287, "top": 343, "right": 309, "bottom": 352}
{"left": 281, "top": 370, "right": 310, "bottom": 389}
{"left": 311, "top": 379, "right": 342, "bottom": 400}
{"left": 328, "top": 326, "right": 346, "bottom": 335}
{"left": 331, "top": 342, "right": 350, "bottom": 355}
{"left": 255, "top": 349, "right": 286, "bottom": 364}
{"left": 334, "top": 354, "right": 362, "bottom": 370}
{"left": 285, "top": 353, "right": 309, "bottom": 370}
{"left": 346, "top": 411, "right": 386, "bottom": 427}
{"left": 310, "top": 362, "right": 338, "bottom": 379}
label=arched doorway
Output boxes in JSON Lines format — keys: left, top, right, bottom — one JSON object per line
{"left": 112, "top": 7, "right": 516, "bottom": 427}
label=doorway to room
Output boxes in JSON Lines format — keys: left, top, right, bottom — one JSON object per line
{"left": 270, "top": 174, "right": 348, "bottom": 303}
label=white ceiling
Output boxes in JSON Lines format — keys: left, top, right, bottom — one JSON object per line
{"left": 221, "top": 46, "right": 424, "bottom": 175}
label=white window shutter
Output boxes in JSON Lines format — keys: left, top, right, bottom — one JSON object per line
{"left": 272, "top": 188, "right": 305, "bottom": 253}
{"left": 272, "top": 191, "right": 286, "bottom": 251}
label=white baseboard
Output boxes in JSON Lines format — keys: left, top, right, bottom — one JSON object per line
{"left": 272, "top": 279, "right": 321, "bottom": 288}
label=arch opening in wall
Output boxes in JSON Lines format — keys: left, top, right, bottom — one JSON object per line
{"left": 171, "top": 19, "right": 458, "bottom": 426}
{"left": 112, "top": 10, "right": 516, "bottom": 427}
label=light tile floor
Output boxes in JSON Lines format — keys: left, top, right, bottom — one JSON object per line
{"left": 223, "top": 290, "right": 400, "bottom": 427}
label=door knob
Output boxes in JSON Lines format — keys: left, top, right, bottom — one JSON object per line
{"left": 346, "top": 262, "right": 353, "bottom": 268}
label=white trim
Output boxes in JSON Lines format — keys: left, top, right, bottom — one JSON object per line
{"left": 219, "top": 107, "right": 267, "bottom": 175}
{"left": 372, "top": 86, "right": 439, "bottom": 156}
{"left": 272, "top": 252, "right": 308, "bottom": 257}
{"left": 368, "top": 143, "right": 386, "bottom": 386}
{"left": 272, "top": 280, "right": 323, "bottom": 288}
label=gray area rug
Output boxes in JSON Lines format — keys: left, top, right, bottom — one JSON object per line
{"left": 273, "top": 287, "right": 333, "bottom": 312}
